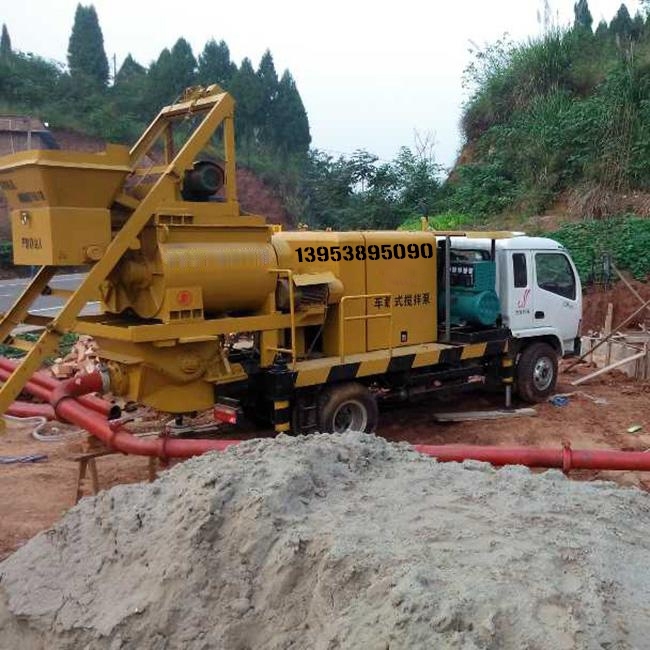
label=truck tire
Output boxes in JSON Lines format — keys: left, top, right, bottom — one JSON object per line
{"left": 516, "top": 342, "right": 558, "bottom": 403}
{"left": 318, "top": 382, "right": 378, "bottom": 434}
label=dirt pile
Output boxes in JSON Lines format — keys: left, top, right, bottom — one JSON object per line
{"left": 2, "top": 433, "right": 650, "bottom": 649}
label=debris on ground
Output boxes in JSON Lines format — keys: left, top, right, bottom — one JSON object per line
{"left": 2, "top": 433, "right": 650, "bottom": 649}
{"left": 50, "top": 335, "right": 99, "bottom": 379}
{"left": 0, "top": 454, "right": 47, "bottom": 464}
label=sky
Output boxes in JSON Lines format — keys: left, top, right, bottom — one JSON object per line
{"left": 1, "top": 0, "right": 643, "bottom": 169}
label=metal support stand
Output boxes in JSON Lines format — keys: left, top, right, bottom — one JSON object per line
{"left": 505, "top": 384, "right": 512, "bottom": 409}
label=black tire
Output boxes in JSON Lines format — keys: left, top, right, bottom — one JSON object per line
{"left": 515, "top": 342, "right": 559, "bottom": 403}
{"left": 318, "top": 382, "right": 378, "bottom": 434}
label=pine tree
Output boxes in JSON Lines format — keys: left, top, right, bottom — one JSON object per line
{"left": 169, "top": 38, "right": 196, "bottom": 91}
{"left": 110, "top": 54, "right": 149, "bottom": 130}
{"left": 610, "top": 4, "right": 634, "bottom": 40}
{"left": 197, "top": 39, "right": 236, "bottom": 87}
{"left": 257, "top": 50, "right": 279, "bottom": 101}
{"left": 229, "top": 57, "right": 264, "bottom": 147}
{"left": 257, "top": 50, "right": 279, "bottom": 146}
{"left": 270, "top": 70, "right": 311, "bottom": 155}
{"left": 115, "top": 54, "right": 145, "bottom": 84}
{"left": 573, "top": 0, "right": 593, "bottom": 31}
{"left": 632, "top": 11, "right": 645, "bottom": 40}
{"left": 595, "top": 19, "right": 609, "bottom": 38}
{"left": 0, "top": 24, "right": 12, "bottom": 58}
{"left": 67, "top": 4, "right": 109, "bottom": 86}
{"left": 147, "top": 48, "right": 176, "bottom": 109}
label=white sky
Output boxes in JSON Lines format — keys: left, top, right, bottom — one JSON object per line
{"left": 1, "top": 0, "right": 642, "bottom": 168}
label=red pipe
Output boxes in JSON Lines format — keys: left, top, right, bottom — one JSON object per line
{"left": 50, "top": 370, "right": 105, "bottom": 409}
{"left": 412, "top": 443, "right": 650, "bottom": 473}
{"left": 43, "top": 369, "right": 236, "bottom": 458}
{"left": 55, "top": 396, "right": 238, "bottom": 458}
{"left": 0, "top": 368, "right": 50, "bottom": 401}
{"left": 48, "top": 373, "right": 650, "bottom": 468}
{"left": 6, "top": 400, "right": 55, "bottom": 420}
{"left": 0, "top": 358, "right": 117, "bottom": 418}
{"left": 7, "top": 364, "right": 650, "bottom": 472}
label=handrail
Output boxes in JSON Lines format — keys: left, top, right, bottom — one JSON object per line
{"left": 338, "top": 293, "right": 393, "bottom": 363}
{"left": 266, "top": 269, "right": 297, "bottom": 369}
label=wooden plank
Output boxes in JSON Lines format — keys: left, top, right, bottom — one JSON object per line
{"left": 434, "top": 408, "right": 537, "bottom": 422}
{"left": 604, "top": 302, "right": 614, "bottom": 364}
{"left": 604, "top": 303, "right": 614, "bottom": 336}
{"left": 572, "top": 351, "right": 646, "bottom": 386}
{"left": 611, "top": 262, "right": 649, "bottom": 312}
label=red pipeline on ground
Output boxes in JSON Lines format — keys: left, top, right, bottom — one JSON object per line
{"left": 5, "top": 362, "right": 650, "bottom": 473}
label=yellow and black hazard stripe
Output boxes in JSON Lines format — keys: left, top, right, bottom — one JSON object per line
{"left": 501, "top": 355, "right": 515, "bottom": 385}
{"left": 294, "top": 338, "right": 509, "bottom": 388}
{"left": 273, "top": 399, "right": 291, "bottom": 433}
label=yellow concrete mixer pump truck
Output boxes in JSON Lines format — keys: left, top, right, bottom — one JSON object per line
{"left": 0, "top": 86, "right": 582, "bottom": 434}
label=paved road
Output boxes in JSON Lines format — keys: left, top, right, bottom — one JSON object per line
{"left": 0, "top": 273, "right": 99, "bottom": 319}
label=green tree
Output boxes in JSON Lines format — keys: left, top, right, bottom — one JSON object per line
{"left": 197, "top": 39, "right": 235, "bottom": 87}
{"left": 112, "top": 54, "right": 148, "bottom": 130}
{"left": 0, "top": 52, "right": 60, "bottom": 108}
{"left": 256, "top": 50, "right": 279, "bottom": 146}
{"left": 67, "top": 4, "right": 109, "bottom": 86}
{"left": 146, "top": 48, "right": 177, "bottom": 111}
{"left": 229, "top": 57, "right": 264, "bottom": 149}
{"left": 0, "top": 24, "right": 11, "bottom": 58}
{"left": 270, "top": 70, "right": 310, "bottom": 155}
{"left": 169, "top": 38, "right": 196, "bottom": 91}
{"left": 115, "top": 54, "right": 145, "bottom": 84}
{"left": 632, "top": 12, "right": 645, "bottom": 40}
{"left": 595, "top": 19, "right": 609, "bottom": 38}
{"left": 574, "top": 0, "right": 593, "bottom": 31}
{"left": 610, "top": 4, "right": 634, "bottom": 40}
{"left": 143, "top": 40, "right": 196, "bottom": 116}
{"left": 393, "top": 143, "right": 442, "bottom": 214}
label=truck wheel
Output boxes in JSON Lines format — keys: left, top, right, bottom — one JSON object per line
{"left": 516, "top": 342, "right": 558, "bottom": 403}
{"left": 318, "top": 383, "right": 378, "bottom": 434}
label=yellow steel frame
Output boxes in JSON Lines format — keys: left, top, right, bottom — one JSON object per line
{"left": 0, "top": 86, "right": 240, "bottom": 419}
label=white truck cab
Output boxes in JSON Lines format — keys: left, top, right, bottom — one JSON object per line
{"left": 448, "top": 234, "right": 582, "bottom": 401}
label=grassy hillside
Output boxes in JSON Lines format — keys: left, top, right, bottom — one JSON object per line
{"left": 395, "top": 3, "right": 650, "bottom": 283}
{"left": 447, "top": 4, "right": 650, "bottom": 220}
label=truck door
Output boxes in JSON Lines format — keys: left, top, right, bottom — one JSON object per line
{"left": 500, "top": 250, "right": 535, "bottom": 332}
{"left": 532, "top": 251, "right": 581, "bottom": 354}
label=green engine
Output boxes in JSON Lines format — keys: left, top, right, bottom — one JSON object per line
{"left": 443, "top": 260, "right": 501, "bottom": 327}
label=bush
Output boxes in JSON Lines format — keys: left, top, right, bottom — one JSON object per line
{"left": 445, "top": 162, "right": 518, "bottom": 218}
{"left": 399, "top": 212, "right": 474, "bottom": 231}
{"left": 551, "top": 216, "right": 650, "bottom": 281}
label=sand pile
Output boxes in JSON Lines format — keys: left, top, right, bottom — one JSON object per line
{"left": 2, "top": 433, "right": 650, "bottom": 649}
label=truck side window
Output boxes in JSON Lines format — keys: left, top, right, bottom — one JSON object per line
{"left": 535, "top": 253, "right": 576, "bottom": 300}
{"left": 512, "top": 253, "right": 527, "bottom": 287}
